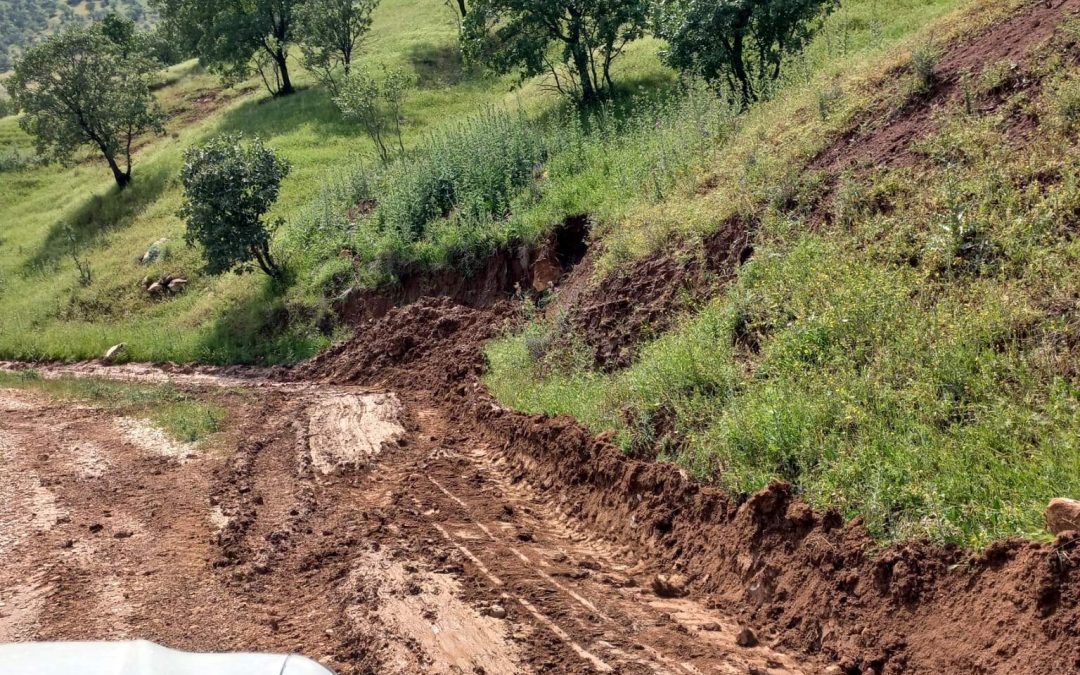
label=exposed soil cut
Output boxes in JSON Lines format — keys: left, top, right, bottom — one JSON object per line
{"left": 554, "top": 216, "right": 752, "bottom": 370}
{"left": 337, "top": 216, "right": 591, "bottom": 326}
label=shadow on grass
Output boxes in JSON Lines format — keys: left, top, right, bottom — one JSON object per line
{"left": 24, "top": 165, "right": 172, "bottom": 273}
{"left": 407, "top": 42, "right": 481, "bottom": 88}
{"left": 215, "top": 85, "right": 358, "bottom": 141}
{"left": 192, "top": 271, "right": 329, "bottom": 365}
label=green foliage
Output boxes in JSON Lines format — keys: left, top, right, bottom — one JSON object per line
{"left": 461, "top": 0, "right": 649, "bottom": 105}
{"left": 296, "top": 0, "right": 378, "bottom": 95}
{"left": 180, "top": 134, "right": 291, "bottom": 278}
{"left": 0, "top": 0, "right": 151, "bottom": 72}
{"left": 656, "top": 0, "right": 839, "bottom": 105}
{"left": 334, "top": 67, "right": 413, "bottom": 164}
{"left": 910, "top": 42, "right": 940, "bottom": 95}
{"left": 150, "top": 0, "right": 304, "bottom": 96}
{"left": 100, "top": 12, "right": 138, "bottom": 55}
{"left": 9, "top": 23, "right": 165, "bottom": 188}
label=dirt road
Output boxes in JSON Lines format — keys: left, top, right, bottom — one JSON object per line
{"left": 0, "top": 364, "right": 809, "bottom": 674}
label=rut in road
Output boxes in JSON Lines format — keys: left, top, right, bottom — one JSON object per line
{"left": 0, "top": 368, "right": 811, "bottom": 674}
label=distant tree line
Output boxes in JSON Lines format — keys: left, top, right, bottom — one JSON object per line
{"left": 0, "top": 0, "right": 153, "bottom": 72}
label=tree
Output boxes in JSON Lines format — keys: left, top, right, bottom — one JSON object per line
{"left": 100, "top": 12, "right": 137, "bottom": 57}
{"left": 179, "top": 134, "right": 291, "bottom": 278}
{"left": 150, "top": 0, "right": 305, "bottom": 96}
{"left": 461, "top": 0, "right": 649, "bottom": 106}
{"left": 656, "top": 0, "right": 838, "bottom": 107}
{"left": 334, "top": 68, "right": 412, "bottom": 164}
{"left": 296, "top": 0, "right": 378, "bottom": 95}
{"left": 9, "top": 25, "right": 165, "bottom": 189}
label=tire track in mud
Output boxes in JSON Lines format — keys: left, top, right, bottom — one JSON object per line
{"left": 0, "top": 370, "right": 814, "bottom": 674}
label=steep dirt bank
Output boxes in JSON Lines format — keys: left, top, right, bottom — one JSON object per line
{"left": 305, "top": 297, "right": 1080, "bottom": 674}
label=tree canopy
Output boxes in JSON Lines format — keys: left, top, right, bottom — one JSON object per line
{"left": 151, "top": 0, "right": 305, "bottom": 96}
{"left": 180, "top": 134, "right": 291, "bottom": 278}
{"left": 296, "top": 0, "right": 378, "bottom": 95}
{"left": 656, "top": 0, "right": 838, "bottom": 106}
{"left": 462, "top": 0, "right": 649, "bottom": 105}
{"left": 9, "top": 23, "right": 165, "bottom": 189}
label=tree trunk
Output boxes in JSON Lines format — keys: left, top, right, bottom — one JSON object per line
{"left": 275, "top": 49, "right": 294, "bottom": 96}
{"left": 571, "top": 45, "right": 597, "bottom": 105}
{"left": 251, "top": 242, "right": 281, "bottom": 278}
{"left": 731, "top": 32, "right": 755, "bottom": 106}
{"left": 455, "top": 0, "right": 466, "bottom": 17}
{"left": 104, "top": 152, "right": 131, "bottom": 189}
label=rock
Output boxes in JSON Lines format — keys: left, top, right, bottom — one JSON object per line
{"left": 139, "top": 238, "right": 168, "bottom": 265}
{"left": 1046, "top": 498, "right": 1080, "bottom": 535}
{"left": 736, "top": 627, "right": 759, "bottom": 648}
{"left": 823, "top": 666, "right": 844, "bottom": 675}
{"left": 482, "top": 604, "right": 507, "bottom": 619}
{"left": 141, "top": 276, "right": 151, "bottom": 289}
{"left": 652, "top": 573, "right": 690, "bottom": 598}
{"left": 147, "top": 282, "right": 163, "bottom": 295}
{"left": 168, "top": 278, "right": 188, "bottom": 293}
{"left": 699, "top": 622, "right": 721, "bottom": 632}
{"left": 114, "top": 530, "right": 134, "bottom": 539}
{"left": 102, "top": 343, "right": 126, "bottom": 364}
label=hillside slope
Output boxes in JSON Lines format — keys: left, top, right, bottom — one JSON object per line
{"left": 0, "top": 0, "right": 150, "bottom": 71}
{"left": 485, "top": 0, "right": 1080, "bottom": 548}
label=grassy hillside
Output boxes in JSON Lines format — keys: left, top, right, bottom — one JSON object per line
{"left": 485, "top": 0, "right": 1080, "bottom": 546}
{"left": 0, "top": 0, "right": 671, "bottom": 363}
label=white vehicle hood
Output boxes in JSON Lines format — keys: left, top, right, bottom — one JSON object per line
{"left": 0, "top": 640, "right": 333, "bottom": 675}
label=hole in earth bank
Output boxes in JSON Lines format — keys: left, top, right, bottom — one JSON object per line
{"left": 338, "top": 215, "right": 591, "bottom": 324}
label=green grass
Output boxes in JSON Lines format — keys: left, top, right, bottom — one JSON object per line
{"left": 485, "top": 3, "right": 1080, "bottom": 547}
{"left": 0, "top": 369, "right": 226, "bottom": 445}
{"left": 1, "top": 0, "right": 667, "bottom": 364}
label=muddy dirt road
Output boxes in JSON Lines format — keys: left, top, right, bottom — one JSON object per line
{"left": 0, "top": 363, "right": 809, "bottom": 674}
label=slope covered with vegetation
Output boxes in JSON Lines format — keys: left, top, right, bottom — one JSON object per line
{"left": 2, "top": 0, "right": 1078, "bottom": 550}
{"left": 485, "top": 0, "right": 1080, "bottom": 546}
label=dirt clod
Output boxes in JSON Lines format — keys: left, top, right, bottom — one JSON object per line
{"left": 1046, "top": 498, "right": 1080, "bottom": 534}
{"left": 652, "top": 573, "right": 690, "bottom": 598}
{"left": 737, "top": 627, "right": 759, "bottom": 648}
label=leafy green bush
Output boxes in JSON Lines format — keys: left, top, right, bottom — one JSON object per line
{"left": 180, "top": 134, "right": 291, "bottom": 278}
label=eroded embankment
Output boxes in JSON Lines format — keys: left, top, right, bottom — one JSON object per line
{"left": 304, "top": 297, "right": 1080, "bottom": 674}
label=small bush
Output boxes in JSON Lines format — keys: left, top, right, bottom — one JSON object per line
{"left": 911, "top": 43, "right": 940, "bottom": 94}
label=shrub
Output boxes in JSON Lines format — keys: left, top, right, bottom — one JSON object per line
{"left": 179, "top": 134, "right": 291, "bottom": 278}
{"left": 911, "top": 43, "right": 940, "bottom": 94}
{"left": 335, "top": 68, "right": 413, "bottom": 164}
